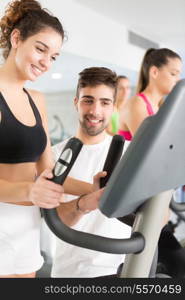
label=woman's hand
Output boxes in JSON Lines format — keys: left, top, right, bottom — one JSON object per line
{"left": 28, "top": 169, "right": 64, "bottom": 208}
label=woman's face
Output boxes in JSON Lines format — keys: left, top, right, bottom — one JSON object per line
{"left": 155, "top": 57, "right": 182, "bottom": 95}
{"left": 12, "top": 27, "right": 63, "bottom": 81}
{"left": 116, "top": 78, "right": 131, "bottom": 102}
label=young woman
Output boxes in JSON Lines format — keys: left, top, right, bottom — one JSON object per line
{"left": 106, "top": 75, "right": 131, "bottom": 136}
{"left": 119, "top": 48, "right": 182, "bottom": 140}
{"left": 0, "top": 0, "right": 97, "bottom": 278}
{"left": 118, "top": 48, "right": 182, "bottom": 223}
{"left": 118, "top": 48, "right": 182, "bottom": 276}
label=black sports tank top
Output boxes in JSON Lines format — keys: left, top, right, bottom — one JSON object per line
{"left": 0, "top": 88, "right": 47, "bottom": 163}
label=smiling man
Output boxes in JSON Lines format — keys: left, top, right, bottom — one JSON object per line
{"left": 51, "top": 67, "right": 131, "bottom": 278}
{"left": 75, "top": 69, "right": 115, "bottom": 142}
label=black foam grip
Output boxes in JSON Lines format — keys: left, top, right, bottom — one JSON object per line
{"left": 100, "top": 135, "right": 125, "bottom": 188}
{"left": 50, "top": 137, "right": 83, "bottom": 185}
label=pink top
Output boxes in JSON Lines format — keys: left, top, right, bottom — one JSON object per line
{"left": 138, "top": 93, "right": 154, "bottom": 116}
{"left": 119, "top": 93, "right": 154, "bottom": 141}
{"left": 118, "top": 129, "right": 132, "bottom": 141}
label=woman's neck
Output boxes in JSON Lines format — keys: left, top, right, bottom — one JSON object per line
{"left": 141, "top": 86, "right": 164, "bottom": 107}
{"left": 116, "top": 97, "right": 127, "bottom": 110}
{"left": 0, "top": 57, "right": 26, "bottom": 91}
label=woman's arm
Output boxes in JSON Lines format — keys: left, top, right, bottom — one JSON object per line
{"left": 0, "top": 90, "right": 61, "bottom": 206}
{"left": 0, "top": 169, "right": 64, "bottom": 208}
{"left": 7, "top": 90, "right": 54, "bottom": 206}
{"left": 30, "top": 90, "right": 55, "bottom": 175}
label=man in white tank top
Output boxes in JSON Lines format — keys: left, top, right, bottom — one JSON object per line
{"left": 51, "top": 67, "right": 131, "bottom": 277}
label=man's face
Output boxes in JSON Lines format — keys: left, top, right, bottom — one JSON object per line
{"left": 75, "top": 84, "right": 114, "bottom": 136}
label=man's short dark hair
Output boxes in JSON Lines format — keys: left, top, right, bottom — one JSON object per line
{"left": 76, "top": 67, "right": 118, "bottom": 101}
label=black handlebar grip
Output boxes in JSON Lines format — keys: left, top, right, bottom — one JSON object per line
{"left": 50, "top": 137, "right": 83, "bottom": 185}
{"left": 100, "top": 135, "right": 125, "bottom": 188}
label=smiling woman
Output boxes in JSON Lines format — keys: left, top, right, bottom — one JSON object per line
{"left": 10, "top": 27, "right": 63, "bottom": 81}
{"left": 0, "top": 0, "right": 66, "bottom": 278}
{"left": 0, "top": 0, "right": 98, "bottom": 279}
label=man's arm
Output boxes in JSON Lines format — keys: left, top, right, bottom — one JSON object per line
{"left": 56, "top": 189, "right": 104, "bottom": 227}
{"left": 63, "top": 176, "right": 93, "bottom": 196}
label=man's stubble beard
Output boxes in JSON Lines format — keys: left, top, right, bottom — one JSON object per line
{"left": 79, "top": 119, "right": 108, "bottom": 137}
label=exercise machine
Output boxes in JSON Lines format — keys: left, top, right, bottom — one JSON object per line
{"left": 42, "top": 79, "right": 185, "bottom": 278}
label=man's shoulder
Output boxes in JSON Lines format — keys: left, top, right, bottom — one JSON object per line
{"left": 102, "top": 134, "right": 113, "bottom": 147}
{"left": 105, "top": 134, "right": 113, "bottom": 143}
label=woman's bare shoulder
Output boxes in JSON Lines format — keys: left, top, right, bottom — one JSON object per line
{"left": 26, "top": 89, "right": 46, "bottom": 108}
{"left": 127, "top": 94, "right": 148, "bottom": 115}
{"left": 27, "top": 88, "right": 44, "bottom": 99}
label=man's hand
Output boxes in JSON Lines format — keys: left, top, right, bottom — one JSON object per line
{"left": 77, "top": 188, "right": 104, "bottom": 213}
{"left": 93, "top": 171, "right": 107, "bottom": 191}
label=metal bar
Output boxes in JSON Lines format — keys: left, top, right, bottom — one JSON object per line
{"left": 120, "top": 190, "right": 173, "bottom": 278}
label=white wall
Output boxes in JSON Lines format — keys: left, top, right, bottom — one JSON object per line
{"left": 43, "top": 0, "right": 146, "bottom": 73}
{"left": 45, "top": 90, "right": 78, "bottom": 144}
{"left": 39, "top": 0, "right": 146, "bottom": 142}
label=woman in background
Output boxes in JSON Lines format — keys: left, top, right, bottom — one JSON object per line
{"left": 118, "top": 47, "right": 183, "bottom": 277}
{"left": 119, "top": 48, "right": 182, "bottom": 140}
{"left": 106, "top": 75, "right": 131, "bottom": 136}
